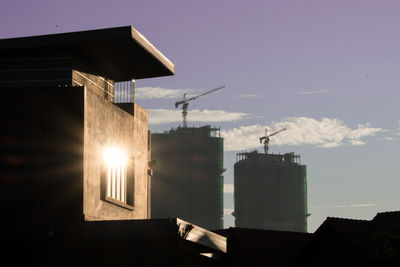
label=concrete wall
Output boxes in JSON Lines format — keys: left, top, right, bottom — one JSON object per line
{"left": 83, "top": 79, "right": 149, "bottom": 220}
{"left": 0, "top": 60, "right": 151, "bottom": 238}
{"left": 72, "top": 70, "right": 114, "bottom": 102}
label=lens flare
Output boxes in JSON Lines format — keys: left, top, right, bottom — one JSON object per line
{"left": 103, "top": 147, "right": 128, "bottom": 166}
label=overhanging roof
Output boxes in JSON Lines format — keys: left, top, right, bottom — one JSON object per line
{"left": 0, "top": 26, "right": 175, "bottom": 81}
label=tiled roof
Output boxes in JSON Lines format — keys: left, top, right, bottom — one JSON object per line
{"left": 295, "top": 214, "right": 400, "bottom": 266}
{"left": 373, "top": 210, "right": 400, "bottom": 224}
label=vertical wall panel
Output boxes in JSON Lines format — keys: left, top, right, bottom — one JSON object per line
{"left": 0, "top": 86, "right": 85, "bottom": 238}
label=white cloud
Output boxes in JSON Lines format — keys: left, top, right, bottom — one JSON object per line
{"left": 135, "top": 86, "right": 197, "bottom": 99}
{"left": 297, "top": 89, "right": 335, "bottom": 95}
{"left": 348, "top": 140, "right": 365, "bottom": 146}
{"left": 224, "top": 208, "right": 234, "bottom": 215}
{"left": 313, "top": 203, "right": 376, "bottom": 209}
{"left": 221, "top": 117, "right": 386, "bottom": 151}
{"left": 382, "top": 137, "right": 395, "bottom": 141}
{"left": 147, "top": 109, "right": 249, "bottom": 125}
{"left": 224, "top": 184, "right": 234, "bottom": 194}
{"left": 397, "top": 120, "right": 400, "bottom": 136}
{"left": 238, "top": 94, "right": 261, "bottom": 98}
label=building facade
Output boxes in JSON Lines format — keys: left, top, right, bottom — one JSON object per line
{"left": 234, "top": 151, "right": 308, "bottom": 232}
{"left": 0, "top": 26, "right": 175, "bottom": 238}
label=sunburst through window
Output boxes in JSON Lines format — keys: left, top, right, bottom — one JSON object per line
{"left": 102, "top": 147, "right": 128, "bottom": 204}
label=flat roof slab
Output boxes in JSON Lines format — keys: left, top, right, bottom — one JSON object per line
{"left": 0, "top": 26, "right": 175, "bottom": 81}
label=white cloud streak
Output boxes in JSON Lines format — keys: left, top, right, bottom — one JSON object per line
{"left": 147, "top": 109, "right": 249, "bottom": 125}
{"left": 238, "top": 94, "right": 261, "bottom": 98}
{"left": 135, "top": 86, "right": 197, "bottom": 99}
{"left": 397, "top": 120, "right": 400, "bottom": 136}
{"left": 297, "top": 89, "right": 335, "bottom": 95}
{"left": 221, "top": 117, "right": 386, "bottom": 151}
{"left": 313, "top": 203, "right": 376, "bottom": 209}
{"left": 224, "top": 184, "right": 234, "bottom": 194}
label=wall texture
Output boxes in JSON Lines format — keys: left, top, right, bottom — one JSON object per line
{"left": 0, "top": 86, "right": 85, "bottom": 238}
{"left": 83, "top": 84, "right": 149, "bottom": 220}
{"left": 0, "top": 65, "right": 151, "bottom": 239}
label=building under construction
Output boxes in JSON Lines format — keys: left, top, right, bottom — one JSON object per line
{"left": 234, "top": 151, "right": 308, "bottom": 232}
{"left": 151, "top": 126, "right": 224, "bottom": 230}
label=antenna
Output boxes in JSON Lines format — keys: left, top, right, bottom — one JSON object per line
{"left": 259, "top": 128, "right": 287, "bottom": 153}
{"left": 175, "top": 85, "right": 225, "bottom": 128}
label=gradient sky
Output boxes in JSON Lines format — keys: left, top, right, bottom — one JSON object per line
{"left": 2, "top": 0, "right": 399, "bottom": 232}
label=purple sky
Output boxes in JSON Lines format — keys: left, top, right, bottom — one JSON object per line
{"left": 2, "top": 0, "right": 400, "bottom": 232}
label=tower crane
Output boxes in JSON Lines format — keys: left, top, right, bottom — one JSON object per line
{"left": 175, "top": 85, "right": 225, "bottom": 128}
{"left": 259, "top": 127, "right": 287, "bottom": 154}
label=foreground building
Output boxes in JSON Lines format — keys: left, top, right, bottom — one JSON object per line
{"left": 215, "top": 211, "right": 400, "bottom": 266}
{"left": 0, "top": 27, "right": 227, "bottom": 265}
{"left": 0, "top": 25, "right": 173, "bottom": 237}
{"left": 151, "top": 126, "right": 225, "bottom": 230}
{"left": 294, "top": 211, "right": 400, "bottom": 266}
{"left": 234, "top": 151, "right": 308, "bottom": 232}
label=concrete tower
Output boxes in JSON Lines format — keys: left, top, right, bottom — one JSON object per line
{"left": 151, "top": 126, "right": 224, "bottom": 230}
{"left": 234, "top": 151, "right": 308, "bottom": 232}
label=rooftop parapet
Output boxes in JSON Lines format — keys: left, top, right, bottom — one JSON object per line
{"left": 236, "top": 150, "right": 301, "bottom": 164}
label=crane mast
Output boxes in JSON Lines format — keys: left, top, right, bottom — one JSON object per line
{"left": 175, "top": 85, "right": 225, "bottom": 128}
{"left": 259, "top": 127, "right": 287, "bottom": 153}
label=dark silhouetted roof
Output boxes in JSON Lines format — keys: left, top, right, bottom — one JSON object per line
{"left": 0, "top": 26, "right": 175, "bottom": 81}
{"left": 85, "top": 218, "right": 226, "bottom": 254}
{"left": 373, "top": 211, "right": 400, "bottom": 224}
{"left": 295, "top": 215, "right": 400, "bottom": 266}
{"left": 215, "top": 227, "right": 313, "bottom": 266}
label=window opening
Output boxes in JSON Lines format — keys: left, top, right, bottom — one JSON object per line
{"left": 102, "top": 147, "right": 133, "bottom": 209}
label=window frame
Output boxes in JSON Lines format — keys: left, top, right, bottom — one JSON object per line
{"left": 100, "top": 158, "right": 134, "bottom": 210}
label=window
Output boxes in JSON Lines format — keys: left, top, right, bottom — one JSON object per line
{"left": 101, "top": 147, "right": 134, "bottom": 209}
{"left": 106, "top": 164, "right": 127, "bottom": 203}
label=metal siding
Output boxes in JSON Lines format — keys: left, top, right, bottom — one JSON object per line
{"left": 0, "top": 57, "right": 73, "bottom": 88}
{"left": 0, "top": 86, "right": 85, "bottom": 238}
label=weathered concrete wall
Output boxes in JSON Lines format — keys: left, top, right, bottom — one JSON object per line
{"left": 72, "top": 70, "right": 114, "bottom": 102}
{"left": 83, "top": 84, "right": 149, "bottom": 220}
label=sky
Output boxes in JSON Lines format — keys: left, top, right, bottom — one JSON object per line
{"left": 1, "top": 0, "right": 399, "bottom": 232}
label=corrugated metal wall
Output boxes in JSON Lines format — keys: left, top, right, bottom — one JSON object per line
{"left": 0, "top": 56, "right": 73, "bottom": 88}
{"left": 0, "top": 86, "right": 85, "bottom": 238}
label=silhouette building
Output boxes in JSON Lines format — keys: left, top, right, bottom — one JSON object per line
{"left": 151, "top": 126, "right": 225, "bottom": 230}
{"left": 0, "top": 27, "right": 229, "bottom": 265}
{"left": 0, "top": 26, "right": 176, "bottom": 237}
{"left": 234, "top": 151, "right": 308, "bottom": 232}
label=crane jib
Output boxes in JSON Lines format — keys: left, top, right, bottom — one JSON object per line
{"left": 183, "top": 85, "right": 226, "bottom": 103}
{"left": 175, "top": 85, "right": 226, "bottom": 128}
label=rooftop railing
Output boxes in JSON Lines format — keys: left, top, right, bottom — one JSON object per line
{"left": 114, "top": 80, "right": 134, "bottom": 103}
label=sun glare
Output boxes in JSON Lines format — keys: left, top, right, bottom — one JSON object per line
{"left": 103, "top": 147, "right": 128, "bottom": 167}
